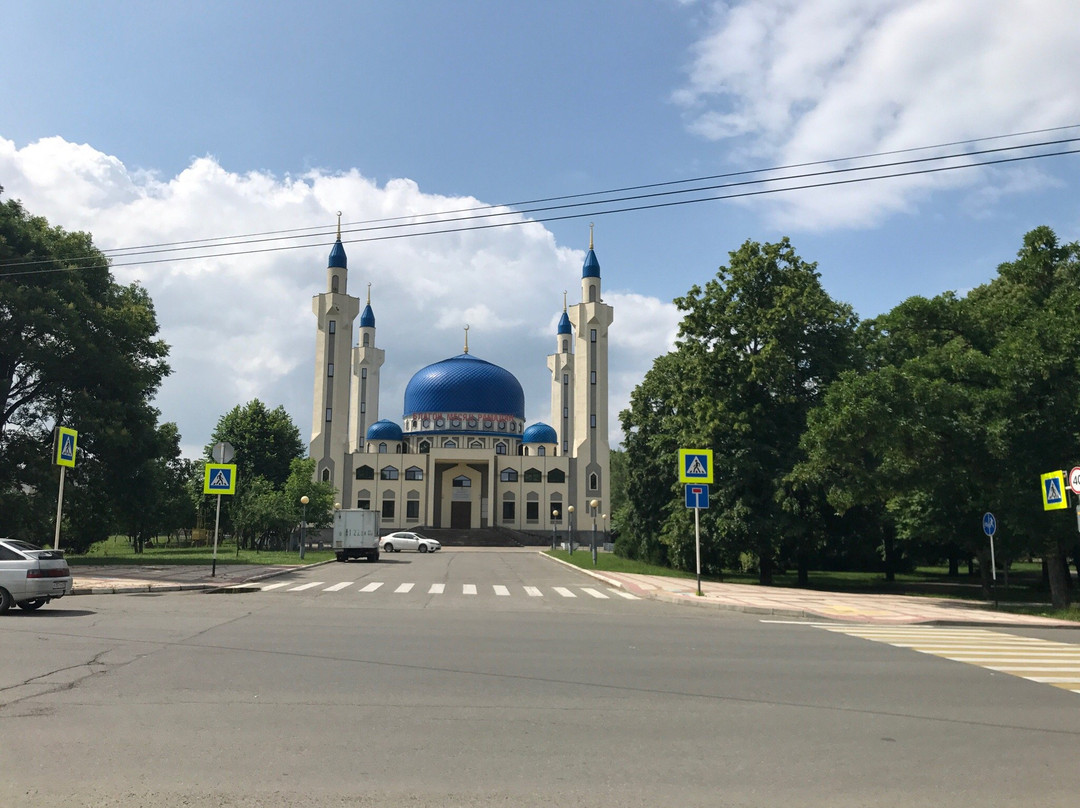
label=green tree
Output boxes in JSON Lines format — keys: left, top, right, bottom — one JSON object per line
{"left": 206, "top": 400, "right": 304, "bottom": 489}
{"left": 621, "top": 238, "right": 859, "bottom": 582}
{"left": 0, "top": 192, "right": 171, "bottom": 551}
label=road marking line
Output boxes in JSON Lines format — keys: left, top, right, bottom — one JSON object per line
{"left": 428, "top": 583, "right": 445, "bottom": 594}
{"left": 609, "top": 588, "right": 639, "bottom": 599}
{"left": 524, "top": 586, "right": 543, "bottom": 597}
{"left": 323, "top": 582, "right": 353, "bottom": 591}
{"left": 394, "top": 583, "right": 415, "bottom": 593}
{"left": 288, "top": 582, "right": 323, "bottom": 591}
{"left": 463, "top": 584, "right": 477, "bottom": 595}
{"left": 359, "top": 582, "right": 384, "bottom": 592}
{"left": 258, "top": 582, "right": 289, "bottom": 591}
{"left": 554, "top": 587, "right": 576, "bottom": 598}
{"left": 582, "top": 587, "right": 609, "bottom": 599}
{"left": 493, "top": 585, "right": 510, "bottom": 596}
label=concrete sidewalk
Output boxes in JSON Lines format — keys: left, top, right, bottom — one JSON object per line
{"left": 67, "top": 553, "right": 1078, "bottom": 628}
{"left": 547, "top": 556, "right": 1079, "bottom": 628}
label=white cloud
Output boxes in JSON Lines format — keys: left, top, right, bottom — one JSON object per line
{"left": 676, "top": 0, "right": 1080, "bottom": 229}
{"left": 0, "top": 136, "right": 676, "bottom": 455}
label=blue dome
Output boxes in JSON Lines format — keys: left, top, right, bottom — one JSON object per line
{"left": 582, "top": 248, "right": 600, "bottom": 278}
{"left": 522, "top": 423, "right": 557, "bottom": 444}
{"left": 366, "top": 419, "right": 403, "bottom": 441}
{"left": 328, "top": 239, "right": 347, "bottom": 269}
{"left": 360, "top": 303, "right": 375, "bottom": 328}
{"left": 557, "top": 310, "right": 571, "bottom": 335}
{"left": 404, "top": 354, "right": 525, "bottom": 421}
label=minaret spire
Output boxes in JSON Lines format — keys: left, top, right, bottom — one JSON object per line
{"left": 563, "top": 290, "right": 568, "bottom": 311}
{"left": 336, "top": 210, "right": 342, "bottom": 241}
{"left": 589, "top": 222, "right": 594, "bottom": 250}
{"left": 367, "top": 282, "right": 371, "bottom": 305}
{"left": 464, "top": 324, "right": 470, "bottom": 354}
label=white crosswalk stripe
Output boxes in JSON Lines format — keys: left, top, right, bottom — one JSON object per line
{"left": 246, "top": 580, "right": 643, "bottom": 603}
{"left": 818, "top": 625, "right": 1080, "bottom": 695}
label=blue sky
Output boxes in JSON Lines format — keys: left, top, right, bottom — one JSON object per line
{"left": 3, "top": 0, "right": 1080, "bottom": 456}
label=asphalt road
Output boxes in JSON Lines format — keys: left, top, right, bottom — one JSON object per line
{"left": 2, "top": 550, "right": 1079, "bottom": 807}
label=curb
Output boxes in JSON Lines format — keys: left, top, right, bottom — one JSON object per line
{"left": 69, "top": 559, "right": 338, "bottom": 597}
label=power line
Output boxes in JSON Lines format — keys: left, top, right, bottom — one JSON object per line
{"left": 2, "top": 130, "right": 1079, "bottom": 277}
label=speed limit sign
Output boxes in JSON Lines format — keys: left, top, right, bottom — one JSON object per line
{"left": 1069, "top": 467, "right": 1080, "bottom": 496}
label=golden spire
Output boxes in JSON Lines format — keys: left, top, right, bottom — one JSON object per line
{"left": 589, "top": 222, "right": 594, "bottom": 250}
{"left": 336, "top": 211, "right": 342, "bottom": 241}
{"left": 464, "top": 324, "right": 470, "bottom": 354}
{"left": 366, "top": 282, "right": 371, "bottom": 305}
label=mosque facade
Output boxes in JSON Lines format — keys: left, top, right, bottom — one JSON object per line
{"left": 308, "top": 229, "right": 613, "bottom": 538}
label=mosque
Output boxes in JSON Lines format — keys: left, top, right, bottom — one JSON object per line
{"left": 308, "top": 226, "right": 613, "bottom": 540}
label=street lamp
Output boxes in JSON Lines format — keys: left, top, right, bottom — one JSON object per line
{"left": 299, "top": 495, "right": 309, "bottom": 560}
{"left": 589, "top": 498, "right": 599, "bottom": 567}
{"left": 602, "top": 513, "right": 608, "bottom": 550}
{"left": 551, "top": 508, "right": 559, "bottom": 551}
{"left": 567, "top": 505, "right": 575, "bottom": 554}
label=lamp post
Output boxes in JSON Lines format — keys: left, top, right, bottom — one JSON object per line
{"left": 567, "top": 505, "right": 575, "bottom": 554}
{"left": 602, "top": 513, "right": 608, "bottom": 550}
{"left": 589, "top": 498, "right": 599, "bottom": 567}
{"left": 299, "top": 495, "right": 309, "bottom": 560}
{"left": 551, "top": 508, "right": 559, "bottom": 551}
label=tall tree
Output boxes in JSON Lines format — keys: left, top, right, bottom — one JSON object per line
{"left": 0, "top": 191, "right": 171, "bottom": 551}
{"left": 206, "top": 400, "right": 303, "bottom": 489}
{"left": 622, "top": 238, "right": 859, "bottom": 582}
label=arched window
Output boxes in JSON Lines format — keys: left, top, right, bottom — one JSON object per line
{"left": 380, "top": 466, "right": 399, "bottom": 480}
{"left": 332, "top": 274, "right": 340, "bottom": 293}
{"left": 537, "top": 446, "right": 546, "bottom": 456}
{"left": 469, "top": 439, "right": 483, "bottom": 449}
{"left": 452, "top": 475, "right": 471, "bottom": 488}
{"left": 321, "top": 468, "right": 330, "bottom": 482}
{"left": 405, "top": 466, "right": 424, "bottom": 481}
{"left": 419, "top": 441, "right": 431, "bottom": 454}
{"left": 356, "top": 489, "right": 371, "bottom": 510}
{"left": 495, "top": 442, "right": 507, "bottom": 455}
{"left": 381, "top": 490, "right": 395, "bottom": 519}
{"left": 547, "top": 468, "right": 565, "bottom": 484}
{"left": 356, "top": 465, "right": 375, "bottom": 480}
{"left": 406, "top": 491, "right": 420, "bottom": 520}
{"left": 525, "top": 491, "right": 539, "bottom": 521}
{"left": 500, "top": 469, "right": 518, "bottom": 483}
{"left": 501, "top": 492, "right": 516, "bottom": 521}
{"left": 363, "top": 333, "right": 370, "bottom": 346}
{"left": 589, "top": 285, "right": 597, "bottom": 302}
{"left": 589, "top": 472, "right": 599, "bottom": 491}
{"left": 379, "top": 442, "right": 387, "bottom": 453}
{"left": 444, "top": 439, "right": 457, "bottom": 449}
{"left": 523, "top": 468, "right": 542, "bottom": 483}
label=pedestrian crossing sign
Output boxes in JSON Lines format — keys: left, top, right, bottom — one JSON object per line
{"left": 204, "top": 463, "right": 237, "bottom": 495}
{"left": 679, "top": 448, "right": 713, "bottom": 483}
{"left": 54, "top": 426, "right": 78, "bottom": 468}
{"left": 1041, "top": 470, "right": 1067, "bottom": 511}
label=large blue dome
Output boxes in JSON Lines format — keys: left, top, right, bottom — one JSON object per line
{"left": 404, "top": 354, "right": 525, "bottom": 421}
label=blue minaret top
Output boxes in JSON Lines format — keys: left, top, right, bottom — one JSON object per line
{"left": 360, "top": 283, "right": 375, "bottom": 327}
{"left": 557, "top": 310, "right": 571, "bottom": 335}
{"left": 328, "top": 239, "right": 347, "bottom": 269}
{"left": 582, "top": 225, "right": 600, "bottom": 278}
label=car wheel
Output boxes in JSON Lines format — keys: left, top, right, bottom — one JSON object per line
{"left": 383, "top": 543, "right": 393, "bottom": 553}
{"left": 18, "top": 599, "right": 46, "bottom": 611}
{"left": 0, "top": 588, "right": 12, "bottom": 614}
{"left": 418, "top": 544, "right": 428, "bottom": 553}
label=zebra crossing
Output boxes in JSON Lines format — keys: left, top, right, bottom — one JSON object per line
{"left": 233, "top": 579, "right": 640, "bottom": 600}
{"left": 817, "top": 624, "right": 1080, "bottom": 696}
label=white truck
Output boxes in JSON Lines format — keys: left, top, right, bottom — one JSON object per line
{"left": 332, "top": 508, "right": 380, "bottom": 562}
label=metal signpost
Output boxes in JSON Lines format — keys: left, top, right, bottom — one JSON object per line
{"left": 52, "top": 426, "right": 78, "bottom": 550}
{"left": 206, "top": 442, "right": 237, "bottom": 577}
{"left": 679, "top": 449, "right": 714, "bottom": 597}
{"left": 685, "top": 483, "right": 710, "bottom": 596}
{"left": 982, "top": 512, "right": 997, "bottom": 608}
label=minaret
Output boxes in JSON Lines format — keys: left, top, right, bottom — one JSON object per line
{"left": 567, "top": 225, "right": 613, "bottom": 515}
{"left": 311, "top": 214, "right": 360, "bottom": 503}
{"left": 547, "top": 290, "right": 574, "bottom": 456}
{"left": 350, "top": 283, "right": 385, "bottom": 454}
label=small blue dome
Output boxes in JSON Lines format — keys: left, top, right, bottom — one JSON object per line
{"left": 366, "top": 419, "right": 403, "bottom": 441}
{"left": 557, "top": 310, "right": 571, "bottom": 335}
{"left": 360, "top": 303, "right": 375, "bottom": 328}
{"left": 582, "top": 248, "right": 600, "bottom": 278}
{"left": 404, "top": 354, "right": 525, "bottom": 421}
{"left": 328, "top": 239, "right": 347, "bottom": 269}
{"left": 522, "top": 423, "right": 557, "bottom": 444}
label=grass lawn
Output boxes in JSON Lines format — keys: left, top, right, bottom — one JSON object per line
{"left": 68, "top": 535, "right": 335, "bottom": 567}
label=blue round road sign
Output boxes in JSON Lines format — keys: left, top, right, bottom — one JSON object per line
{"left": 982, "top": 512, "right": 996, "bottom": 536}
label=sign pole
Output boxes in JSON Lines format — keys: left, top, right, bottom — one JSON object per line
{"left": 694, "top": 505, "right": 702, "bottom": 596}
{"left": 53, "top": 465, "right": 66, "bottom": 550}
{"left": 212, "top": 494, "right": 222, "bottom": 577}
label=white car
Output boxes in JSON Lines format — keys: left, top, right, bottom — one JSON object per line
{"left": 0, "top": 538, "right": 74, "bottom": 612}
{"left": 379, "top": 532, "right": 441, "bottom": 553}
